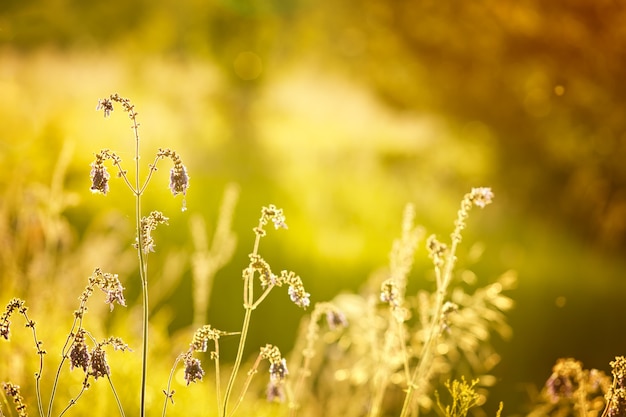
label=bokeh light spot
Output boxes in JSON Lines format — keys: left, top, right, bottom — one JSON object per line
{"left": 233, "top": 51, "right": 263, "bottom": 80}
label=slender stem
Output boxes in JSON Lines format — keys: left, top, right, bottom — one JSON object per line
{"left": 221, "top": 306, "right": 253, "bottom": 417}
{"left": 162, "top": 355, "right": 183, "bottom": 417}
{"left": 221, "top": 223, "right": 264, "bottom": 416}
{"left": 107, "top": 376, "right": 127, "bottom": 417}
{"left": 20, "top": 310, "right": 45, "bottom": 417}
{"left": 249, "top": 285, "right": 275, "bottom": 310}
{"left": 57, "top": 377, "right": 89, "bottom": 417}
{"left": 227, "top": 353, "right": 263, "bottom": 417}
{"left": 399, "top": 240, "right": 459, "bottom": 417}
{"left": 129, "top": 111, "right": 149, "bottom": 417}
{"left": 214, "top": 341, "right": 223, "bottom": 417}
{"left": 47, "top": 297, "right": 89, "bottom": 417}
{"left": 138, "top": 155, "right": 164, "bottom": 195}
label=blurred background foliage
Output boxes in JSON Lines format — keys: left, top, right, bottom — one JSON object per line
{"left": 1, "top": 0, "right": 626, "bottom": 415}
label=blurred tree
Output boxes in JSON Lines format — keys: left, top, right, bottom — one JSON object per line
{"left": 292, "top": 0, "right": 626, "bottom": 249}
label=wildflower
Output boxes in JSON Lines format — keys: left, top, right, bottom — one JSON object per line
{"left": 436, "top": 377, "right": 480, "bottom": 417}
{"left": 247, "top": 254, "right": 276, "bottom": 288}
{"left": 469, "top": 187, "right": 494, "bottom": 208}
{"left": 380, "top": 279, "right": 400, "bottom": 307}
{"left": 190, "top": 325, "right": 226, "bottom": 352}
{"left": 1, "top": 299, "right": 26, "bottom": 340}
{"left": 266, "top": 380, "right": 286, "bottom": 403}
{"left": 101, "top": 337, "right": 132, "bottom": 352}
{"left": 170, "top": 163, "right": 189, "bottom": 197}
{"left": 260, "top": 345, "right": 288, "bottom": 403}
{"left": 69, "top": 330, "right": 91, "bottom": 372}
{"left": 545, "top": 358, "right": 582, "bottom": 402}
{"left": 288, "top": 285, "right": 311, "bottom": 309}
{"left": 279, "top": 270, "right": 310, "bottom": 309}
{"left": 157, "top": 148, "right": 190, "bottom": 197}
{"left": 325, "top": 309, "right": 348, "bottom": 330}
{"left": 89, "top": 150, "right": 121, "bottom": 195}
{"left": 254, "top": 205, "right": 288, "bottom": 236}
{"left": 96, "top": 98, "right": 114, "bottom": 118}
{"left": 3, "top": 382, "right": 28, "bottom": 417}
{"left": 90, "top": 345, "right": 110, "bottom": 380}
{"left": 90, "top": 163, "right": 110, "bottom": 194}
{"left": 269, "top": 358, "right": 289, "bottom": 382}
{"left": 260, "top": 344, "right": 282, "bottom": 364}
{"left": 604, "top": 356, "right": 626, "bottom": 417}
{"left": 90, "top": 269, "right": 126, "bottom": 311}
{"left": 441, "top": 301, "right": 458, "bottom": 332}
{"left": 183, "top": 354, "right": 205, "bottom": 385}
{"left": 137, "top": 211, "right": 169, "bottom": 253}
{"left": 427, "top": 235, "right": 448, "bottom": 268}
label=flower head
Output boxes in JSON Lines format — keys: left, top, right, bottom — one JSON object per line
{"left": 136, "top": 211, "right": 169, "bottom": 254}
{"left": 325, "top": 309, "right": 349, "bottom": 330}
{"left": 545, "top": 358, "right": 582, "bottom": 403}
{"left": 90, "top": 269, "right": 126, "bottom": 311}
{"left": 183, "top": 354, "right": 205, "bottom": 385}
{"left": 169, "top": 163, "right": 189, "bottom": 197}
{"left": 1, "top": 299, "right": 26, "bottom": 340}
{"left": 469, "top": 187, "right": 494, "bottom": 208}
{"left": 190, "top": 325, "right": 226, "bottom": 352}
{"left": 288, "top": 284, "right": 310, "bottom": 309}
{"left": 156, "top": 148, "right": 190, "bottom": 197}
{"left": 89, "top": 150, "right": 121, "bottom": 195}
{"left": 260, "top": 345, "right": 288, "bottom": 403}
{"left": 90, "top": 161, "right": 110, "bottom": 195}
{"left": 604, "top": 356, "right": 626, "bottom": 417}
{"left": 96, "top": 98, "right": 114, "bottom": 118}
{"left": 90, "top": 345, "right": 110, "bottom": 380}
{"left": 266, "top": 380, "right": 286, "bottom": 403}
{"left": 69, "top": 330, "right": 91, "bottom": 372}
{"left": 3, "top": 382, "right": 28, "bottom": 417}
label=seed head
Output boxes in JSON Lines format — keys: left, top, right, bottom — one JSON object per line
{"left": 90, "top": 345, "right": 110, "bottom": 380}
{"left": 157, "top": 148, "right": 190, "bottom": 198}
{"left": 183, "top": 354, "right": 205, "bottom": 385}
{"left": 269, "top": 358, "right": 289, "bottom": 382}
{"left": 96, "top": 98, "right": 114, "bottom": 118}
{"left": 3, "top": 382, "right": 28, "bottom": 417}
{"left": 545, "top": 358, "right": 582, "bottom": 403}
{"left": 1, "top": 298, "right": 26, "bottom": 340}
{"left": 380, "top": 279, "right": 400, "bottom": 307}
{"left": 276, "top": 270, "right": 310, "bottom": 309}
{"left": 190, "top": 325, "right": 226, "bottom": 352}
{"left": 469, "top": 187, "right": 494, "bottom": 208}
{"left": 136, "top": 211, "right": 169, "bottom": 253}
{"left": 325, "top": 309, "right": 349, "bottom": 330}
{"left": 605, "top": 356, "right": 626, "bottom": 417}
{"left": 90, "top": 269, "right": 126, "bottom": 311}
{"left": 426, "top": 235, "right": 448, "bottom": 268}
{"left": 89, "top": 150, "right": 121, "bottom": 195}
{"left": 69, "top": 330, "right": 91, "bottom": 373}
{"left": 266, "top": 380, "right": 286, "bottom": 403}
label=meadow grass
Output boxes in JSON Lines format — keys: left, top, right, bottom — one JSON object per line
{"left": 1, "top": 93, "right": 624, "bottom": 417}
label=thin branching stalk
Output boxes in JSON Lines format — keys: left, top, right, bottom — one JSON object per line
{"left": 57, "top": 376, "right": 89, "bottom": 417}
{"left": 398, "top": 234, "right": 460, "bottom": 417}
{"left": 129, "top": 108, "right": 150, "bottom": 417}
{"left": 227, "top": 352, "right": 264, "bottom": 417}
{"left": 213, "top": 340, "right": 223, "bottom": 415}
{"left": 47, "top": 289, "right": 91, "bottom": 417}
{"left": 399, "top": 188, "right": 494, "bottom": 417}
{"left": 162, "top": 355, "right": 183, "bottom": 417}
{"left": 222, "top": 305, "right": 253, "bottom": 417}
{"left": 221, "top": 222, "right": 264, "bottom": 416}
{"left": 107, "top": 376, "right": 126, "bottom": 417}
{"left": 16, "top": 308, "right": 46, "bottom": 417}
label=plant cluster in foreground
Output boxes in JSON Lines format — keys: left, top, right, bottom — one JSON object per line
{"left": 2, "top": 94, "right": 621, "bottom": 417}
